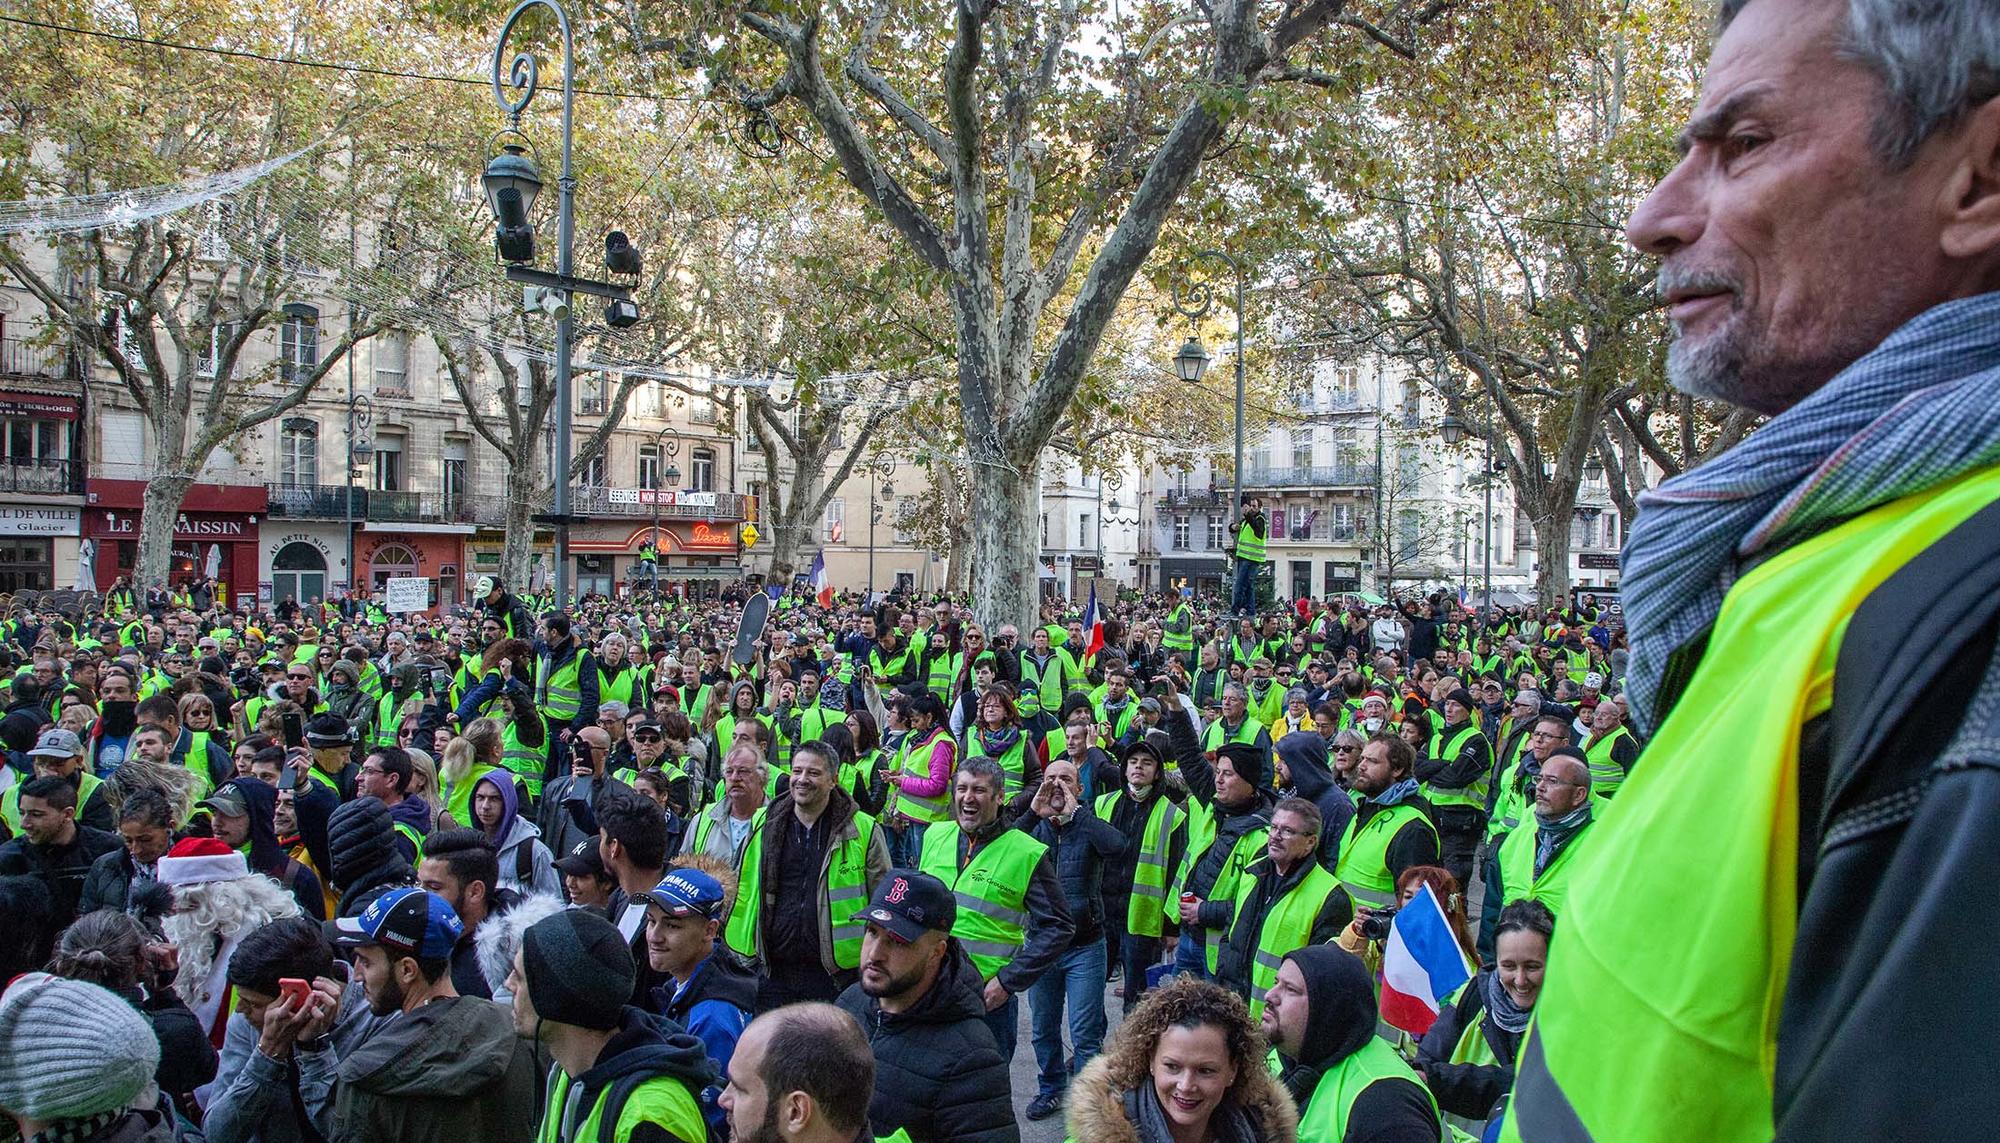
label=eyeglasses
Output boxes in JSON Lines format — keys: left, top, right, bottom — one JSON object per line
{"left": 1533, "top": 774, "right": 1587, "bottom": 789}
{"left": 1266, "top": 824, "right": 1315, "bottom": 840}
{"left": 1333, "top": 745, "right": 1358, "bottom": 753}
{"left": 287, "top": 674, "right": 311, "bottom": 681}
{"left": 633, "top": 732, "right": 662, "bottom": 742}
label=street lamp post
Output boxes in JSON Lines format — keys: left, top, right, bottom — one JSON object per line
{"left": 345, "top": 391, "right": 373, "bottom": 600}
{"left": 648, "top": 426, "right": 682, "bottom": 596}
{"left": 1171, "top": 250, "right": 1247, "bottom": 599}
{"left": 864, "top": 458, "right": 895, "bottom": 600}
{"left": 483, "top": 0, "right": 636, "bottom": 608}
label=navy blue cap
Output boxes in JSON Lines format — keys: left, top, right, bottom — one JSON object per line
{"left": 324, "top": 887, "right": 462, "bottom": 959}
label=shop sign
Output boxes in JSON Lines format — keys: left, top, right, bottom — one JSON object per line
{"left": 685, "top": 522, "right": 736, "bottom": 551}
{"left": 606, "top": 488, "right": 720, "bottom": 508}
{"left": 91, "top": 510, "right": 251, "bottom": 540}
{"left": 0, "top": 506, "right": 80, "bottom": 536}
{"left": 268, "top": 531, "right": 335, "bottom": 561}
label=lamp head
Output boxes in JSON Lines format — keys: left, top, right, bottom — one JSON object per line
{"left": 1439, "top": 414, "right": 1467, "bottom": 446}
{"left": 1173, "top": 336, "right": 1211, "bottom": 383}
{"left": 483, "top": 142, "right": 542, "bottom": 264}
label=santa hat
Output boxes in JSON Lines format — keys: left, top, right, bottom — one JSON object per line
{"left": 157, "top": 837, "right": 250, "bottom": 888}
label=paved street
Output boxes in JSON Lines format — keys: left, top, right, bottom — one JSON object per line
{"left": 1006, "top": 974, "right": 1134, "bottom": 1143}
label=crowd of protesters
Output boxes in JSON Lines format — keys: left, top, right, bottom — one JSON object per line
{"left": 0, "top": 564, "right": 1626, "bottom": 1143}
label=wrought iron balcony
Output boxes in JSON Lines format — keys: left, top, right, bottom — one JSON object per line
{"left": 0, "top": 458, "right": 84, "bottom": 496}
{"left": 1241, "top": 464, "right": 1379, "bottom": 490}
{"left": 571, "top": 486, "right": 748, "bottom": 520}
{"left": 1156, "top": 489, "right": 1229, "bottom": 509}
{"left": 265, "top": 483, "right": 363, "bottom": 518}
{"left": 0, "top": 337, "right": 82, "bottom": 381}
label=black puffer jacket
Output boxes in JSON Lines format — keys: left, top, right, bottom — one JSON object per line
{"left": 834, "top": 942, "right": 1018, "bottom": 1143}
{"left": 327, "top": 796, "right": 415, "bottom": 917}
{"left": 1415, "top": 969, "right": 1520, "bottom": 1120}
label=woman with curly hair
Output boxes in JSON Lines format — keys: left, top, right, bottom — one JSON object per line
{"left": 1067, "top": 975, "right": 1298, "bottom": 1143}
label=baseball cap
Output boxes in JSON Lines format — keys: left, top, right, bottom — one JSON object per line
{"left": 324, "top": 887, "right": 463, "bottom": 959}
{"left": 634, "top": 868, "right": 725, "bottom": 921}
{"left": 860, "top": 869, "right": 955, "bottom": 943}
{"left": 197, "top": 784, "right": 249, "bottom": 820}
{"left": 27, "top": 727, "right": 82, "bottom": 758}
{"left": 553, "top": 838, "right": 608, "bottom": 878}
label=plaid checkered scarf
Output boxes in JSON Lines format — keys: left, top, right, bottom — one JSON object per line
{"left": 1621, "top": 293, "right": 2000, "bottom": 733}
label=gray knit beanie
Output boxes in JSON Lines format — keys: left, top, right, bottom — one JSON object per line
{"left": 520, "top": 909, "right": 634, "bottom": 1032}
{"left": 0, "top": 975, "right": 159, "bottom": 1121}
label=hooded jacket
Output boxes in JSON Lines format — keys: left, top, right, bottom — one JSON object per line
{"left": 1066, "top": 1044, "right": 1299, "bottom": 1143}
{"left": 331, "top": 994, "right": 539, "bottom": 1143}
{"left": 476, "top": 772, "right": 561, "bottom": 898}
{"left": 541, "top": 1006, "right": 718, "bottom": 1143}
{"left": 654, "top": 953, "right": 756, "bottom": 1132}
{"left": 834, "top": 942, "right": 1017, "bottom": 1143}
{"left": 1277, "top": 732, "right": 1358, "bottom": 868}
{"left": 1190, "top": 787, "right": 1277, "bottom": 933}
{"left": 229, "top": 776, "right": 326, "bottom": 919}
{"left": 384, "top": 794, "right": 433, "bottom": 864}
{"left": 1274, "top": 945, "right": 1441, "bottom": 1143}
{"left": 327, "top": 796, "right": 416, "bottom": 918}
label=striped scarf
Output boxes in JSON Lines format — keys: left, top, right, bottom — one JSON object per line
{"left": 1622, "top": 294, "right": 2000, "bottom": 731}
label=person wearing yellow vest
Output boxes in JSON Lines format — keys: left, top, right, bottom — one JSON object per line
{"left": 1476, "top": 709, "right": 1564, "bottom": 963}
{"left": 1215, "top": 798, "right": 1351, "bottom": 1020}
{"left": 1227, "top": 496, "right": 1269, "bottom": 617}
{"left": 1491, "top": 747, "right": 1595, "bottom": 922}
{"left": 596, "top": 633, "right": 639, "bottom": 710}
{"left": 1263, "top": 945, "right": 1445, "bottom": 1142}
{"left": 508, "top": 909, "right": 713, "bottom": 1143}
{"left": 1331, "top": 735, "right": 1438, "bottom": 919}
{"left": 725, "top": 741, "right": 891, "bottom": 1010}
{"left": 679, "top": 743, "right": 766, "bottom": 870}
{"left": 1162, "top": 592, "right": 1197, "bottom": 657}
{"left": 1414, "top": 689, "right": 1491, "bottom": 891}
{"left": 535, "top": 613, "right": 600, "bottom": 741}
{"left": 719, "top": 1004, "right": 887, "bottom": 1143}
{"left": 1096, "top": 730, "right": 1189, "bottom": 1014}
{"left": 1173, "top": 741, "right": 1277, "bottom": 981}
{"left": 3, "top": 727, "right": 114, "bottom": 833}
{"left": 1576, "top": 696, "right": 1639, "bottom": 798}
{"left": 916, "top": 755, "right": 1075, "bottom": 1067}
{"left": 1506, "top": 4, "right": 2000, "bottom": 1137}
{"left": 1414, "top": 899, "right": 1552, "bottom": 1139}
{"left": 1203, "top": 680, "right": 1275, "bottom": 762}
{"left": 883, "top": 692, "right": 955, "bottom": 867}
{"left": 1015, "top": 626, "right": 1067, "bottom": 714}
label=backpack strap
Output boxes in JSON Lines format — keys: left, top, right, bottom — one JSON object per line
{"left": 516, "top": 839, "right": 535, "bottom": 884}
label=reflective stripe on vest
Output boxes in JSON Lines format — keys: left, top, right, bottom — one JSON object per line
{"left": 1425, "top": 724, "right": 1490, "bottom": 811}
{"left": 1502, "top": 464, "right": 2000, "bottom": 1143}
{"left": 1169, "top": 798, "right": 1216, "bottom": 901}
{"left": 1203, "top": 830, "right": 1269, "bottom": 975}
{"left": 1235, "top": 520, "right": 1266, "bottom": 563}
{"left": 892, "top": 729, "right": 954, "bottom": 823}
{"left": 1235, "top": 860, "right": 1342, "bottom": 1019}
{"left": 1333, "top": 803, "right": 1436, "bottom": 910}
{"left": 537, "top": 654, "right": 582, "bottom": 722}
{"left": 1581, "top": 727, "right": 1635, "bottom": 797}
{"left": 372, "top": 692, "right": 403, "bottom": 748}
{"left": 501, "top": 724, "right": 544, "bottom": 798}
{"left": 917, "top": 822, "right": 1047, "bottom": 981}
{"left": 1097, "top": 792, "right": 1183, "bottom": 938}
{"left": 1162, "top": 603, "right": 1195, "bottom": 652}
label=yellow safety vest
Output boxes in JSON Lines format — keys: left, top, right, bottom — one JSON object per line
{"left": 1425, "top": 725, "right": 1489, "bottom": 812}
{"left": 1580, "top": 725, "right": 1636, "bottom": 798}
{"left": 726, "top": 807, "right": 878, "bottom": 970}
{"left": 536, "top": 1065, "right": 706, "bottom": 1143}
{"left": 1332, "top": 802, "right": 1436, "bottom": 911}
{"left": 1233, "top": 859, "right": 1343, "bottom": 1019}
{"left": 1234, "top": 520, "right": 1266, "bottom": 564}
{"left": 1496, "top": 813, "right": 1594, "bottom": 917}
{"left": 1096, "top": 791, "right": 1183, "bottom": 938}
{"left": 918, "top": 821, "right": 1046, "bottom": 981}
{"left": 891, "top": 728, "right": 954, "bottom": 823}
{"left": 1505, "top": 463, "right": 2000, "bottom": 1143}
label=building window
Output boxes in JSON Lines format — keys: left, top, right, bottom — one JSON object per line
{"left": 442, "top": 439, "right": 468, "bottom": 517}
{"left": 638, "top": 444, "right": 661, "bottom": 490}
{"left": 692, "top": 394, "right": 717, "bottom": 424}
{"left": 1207, "top": 516, "right": 1226, "bottom": 550}
{"left": 279, "top": 419, "right": 317, "bottom": 487}
{"left": 1397, "top": 509, "right": 1421, "bottom": 559}
{"left": 373, "top": 330, "right": 409, "bottom": 397}
{"left": 1173, "top": 515, "right": 1190, "bottom": 550}
{"left": 1078, "top": 512, "right": 1091, "bottom": 550}
{"left": 196, "top": 322, "right": 236, "bottom": 378}
{"left": 1397, "top": 444, "right": 1420, "bottom": 488}
{"left": 1572, "top": 513, "right": 1596, "bottom": 550}
{"left": 581, "top": 374, "right": 608, "bottom": 416}
{"left": 825, "top": 497, "right": 844, "bottom": 542}
{"left": 1292, "top": 431, "right": 1313, "bottom": 471}
{"left": 582, "top": 453, "right": 606, "bottom": 488}
{"left": 1330, "top": 503, "right": 1356, "bottom": 540}
{"left": 689, "top": 447, "right": 715, "bottom": 492}
{"left": 279, "top": 304, "right": 319, "bottom": 385}
{"left": 1173, "top": 470, "right": 1191, "bottom": 497}
{"left": 369, "top": 543, "right": 420, "bottom": 592}
{"left": 372, "top": 432, "right": 404, "bottom": 492}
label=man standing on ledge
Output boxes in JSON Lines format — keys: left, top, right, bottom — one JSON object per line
{"left": 1510, "top": 2, "right": 2000, "bottom": 1139}
{"left": 1227, "top": 496, "right": 1268, "bottom": 617}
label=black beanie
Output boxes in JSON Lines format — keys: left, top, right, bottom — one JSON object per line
{"left": 1216, "top": 741, "right": 1270, "bottom": 791}
{"left": 1445, "top": 688, "right": 1477, "bottom": 714}
{"left": 328, "top": 797, "right": 394, "bottom": 889}
{"left": 521, "top": 909, "right": 635, "bottom": 1031}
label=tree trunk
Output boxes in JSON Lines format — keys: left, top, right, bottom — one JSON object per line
{"left": 136, "top": 472, "right": 197, "bottom": 589}
{"left": 502, "top": 457, "right": 543, "bottom": 590}
{"left": 968, "top": 451, "right": 1040, "bottom": 629}
{"left": 1531, "top": 508, "right": 1572, "bottom": 610}
{"left": 761, "top": 482, "right": 814, "bottom": 584}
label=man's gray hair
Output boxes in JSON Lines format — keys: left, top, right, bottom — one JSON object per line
{"left": 1721, "top": 0, "right": 2000, "bottom": 166}
{"left": 958, "top": 755, "right": 1005, "bottom": 791}
{"left": 1222, "top": 680, "right": 1250, "bottom": 702}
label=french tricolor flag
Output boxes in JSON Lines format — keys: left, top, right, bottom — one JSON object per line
{"left": 1082, "top": 583, "right": 1105, "bottom": 657}
{"left": 1378, "top": 883, "right": 1473, "bottom": 1036}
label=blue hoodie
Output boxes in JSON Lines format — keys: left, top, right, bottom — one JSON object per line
{"left": 653, "top": 946, "right": 756, "bottom": 1133}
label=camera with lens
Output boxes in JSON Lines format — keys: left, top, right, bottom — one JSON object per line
{"left": 1357, "top": 905, "right": 1398, "bottom": 943}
